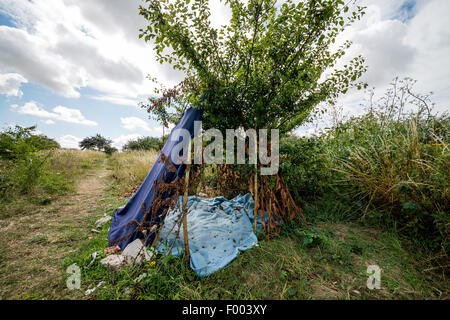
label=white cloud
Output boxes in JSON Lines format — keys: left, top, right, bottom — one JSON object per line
{"left": 41, "top": 119, "right": 55, "bottom": 125}
{"left": 120, "top": 116, "right": 175, "bottom": 138}
{"left": 209, "top": 0, "right": 232, "bottom": 29}
{"left": 294, "top": 127, "right": 324, "bottom": 138}
{"left": 120, "top": 116, "right": 152, "bottom": 132}
{"left": 111, "top": 133, "right": 143, "bottom": 151}
{"left": 58, "top": 134, "right": 81, "bottom": 149}
{"left": 0, "top": 73, "right": 27, "bottom": 97}
{"left": 91, "top": 95, "right": 139, "bottom": 107}
{"left": 32, "top": 129, "right": 43, "bottom": 136}
{"left": 353, "top": 18, "right": 416, "bottom": 86}
{"left": 16, "top": 101, "right": 98, "bottom": 126}
{"left": 326, "top": 0, "right": 450, "bottom": 117}
{"left": 0, "top": 0, "right": 181, "bottom": 100}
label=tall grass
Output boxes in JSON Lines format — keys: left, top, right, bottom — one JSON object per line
{"left": 281, "top": 79, "right": 449, "bottom": 255}
{"left": 47, "top": 149, "right": 106, "bottom": 177}
{"left": 0, "top": 148, "right": 107, "bottom": 217}
{"left": 107, "top": 150, "right": 159, "bottom": 196}
{"left": 335, "top": 118, "right": 449, "bottom": 251}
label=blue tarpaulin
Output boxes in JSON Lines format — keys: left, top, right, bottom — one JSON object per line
{"left": 157, "top": 193, "right": 261, "bottom": 277}
{"left": 108, "top": 107, "right": 202, "bottom": 250}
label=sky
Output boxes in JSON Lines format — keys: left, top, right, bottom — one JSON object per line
{"left": 0, "top": 0, "right": 449, "bottom": 149}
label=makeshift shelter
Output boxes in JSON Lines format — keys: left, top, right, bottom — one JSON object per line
{"left": 108, "top": 106, "right": 302, "bottom": 276}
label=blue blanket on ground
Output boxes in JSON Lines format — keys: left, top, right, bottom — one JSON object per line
{"left": 157, "top": 193, "right": 262, "bottom": 277}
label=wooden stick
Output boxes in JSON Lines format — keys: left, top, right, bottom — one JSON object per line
{"left": 182, "top": 142, "right": 192, "bottom": 264}
{"left": 253, "top": 162, "right": 258, "bottom": 234}
{"left": 150, "top": 222, "right": 164, "bottom": 248}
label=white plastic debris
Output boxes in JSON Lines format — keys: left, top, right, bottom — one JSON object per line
{"left": 94, "top": 214, "right": 112, "bottom": 227}
{"left": 86, "top": 251, "right": 102, "bottom": 268}
{"left": 85, "top": 281, "right": 105, "bottom": 296}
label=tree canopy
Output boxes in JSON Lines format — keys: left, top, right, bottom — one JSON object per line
{"left": 123, "top": 136, "right": 165, "bottom": 151}
{"left": 79, "top": 134, "right": 117, "bottom": 154}
{"left": 139, "top": 0, "right": 367, "bottom": 133}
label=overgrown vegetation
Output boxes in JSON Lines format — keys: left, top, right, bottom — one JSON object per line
{"left": 0, "top": 0, "right": 448, "bottom": 299}
{"left": 68, "top": 79, "right": 448, "bottom": 300}
{"left": 0, "top": 126, "right": 107, "bottom": 218}
{"left": 0, "top": 126, "right": 66, "bottom": 209}
{"left": 122, "top": 136, "right": 165, "bottom": 152}
{"left": 0, "top": 124, "right": 448, "bottom": 299}
{"left": 279, "top": 78, "right": 449, "bottom": 262}
{"left": 66, "top": 216, "right": 448, "bottom": 300}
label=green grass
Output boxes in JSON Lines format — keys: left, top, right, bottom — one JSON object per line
{"left": 66, "top": 207, "right": 448, "bottom": 300}
{"left": 1, "top": 149, "right": 447, "bottom": 300}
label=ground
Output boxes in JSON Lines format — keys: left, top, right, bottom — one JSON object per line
{"left": 0, "top": 155, "right": 447, "bottom": 300}
{"left": 0, "top": 159, "right": 124, "bottom": 299}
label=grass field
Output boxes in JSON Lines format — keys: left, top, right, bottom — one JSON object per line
{"left": 0, "top": 149, "right": 447, "bottom": 300}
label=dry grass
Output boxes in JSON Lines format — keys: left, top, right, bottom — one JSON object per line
{"left": 337, "top": 120, "right": 449, "bottom": 212}
{"left": 0, "top": 153, "right": 121, "bottom": 299}
{"left": 107, "top": 150, "right": 159, "bottom": 196}
{"left": 47, "top": 149, "right": 107, "bottom": 178}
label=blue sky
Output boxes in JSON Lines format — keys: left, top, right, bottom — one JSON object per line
{"left": 0, "top": 75, "right": 162, "bottom": 149}
{"left": 1, "top": 0, "right": 449, "bottom": 145}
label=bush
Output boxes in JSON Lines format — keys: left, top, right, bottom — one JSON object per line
{"left": 0, "top": 125, "right": 59, "bottom": 160}
{"left": 0, "top": 126, "right": 60, "bottom": 198}
{"left": 0, "top": 126, "right": 81, "bottom": 204}
{"left": 279, "top": 135, "right": 335, "bottom": 205}
{"left": 123, "top": 136, "right": 165, "bottom": 152}
{"left": 281, "top": 79, "right": 449, "bottom": 252}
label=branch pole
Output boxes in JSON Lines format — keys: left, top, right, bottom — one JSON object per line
{"left": 253, "top": 164, "right": 258, "bottom": 235}
{"left": 182, "top": 141, "right": 192, "bottom": 264}
{"left": 150, "top": 223, "right": 163, "bottom": 248}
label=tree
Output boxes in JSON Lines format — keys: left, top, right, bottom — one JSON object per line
{"left": 139, "top": 77, "right": 200, "bottom": 138}
{"left": 139, "top": 0, "right": 367, "bottom": 134}
{"left": 79, "top": 134, "right": 116, "bottom": 154}
{"left": 104, "top": 145, "right": 118, "bottom": 155}
{"left": 138, "top": 0, "right": 369, "bottom": 232}
{"left": 123, "top": 136, "right": 165, "bottom": 151}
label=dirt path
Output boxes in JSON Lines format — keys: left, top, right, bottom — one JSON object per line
{"left": 0, "top": 163, "right": 111, "bottom": 299}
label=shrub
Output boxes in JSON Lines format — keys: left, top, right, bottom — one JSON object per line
{"left": 0, "top": 127, "right": 94, "bottom": 204}
{"left": 0, "top": 125, "right": 59, "bottom": 160}
{"left": 280, "top": 79, "right": 449, "bottom": 252}
{"left": 123, "top": 136, "right": 164, "bottom": 152}
{"left": 0, "top": 126, "right": 60, "bottom": 198}
{"left": 279, "top": 134, "right": 335, "bottom": 205}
